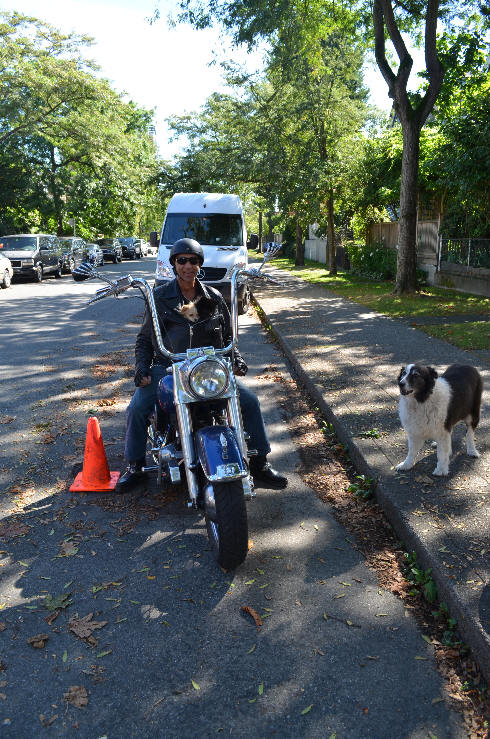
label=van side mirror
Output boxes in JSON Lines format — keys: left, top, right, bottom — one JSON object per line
{"left": 149, "top": 231, "right": 159, "bottom": 249}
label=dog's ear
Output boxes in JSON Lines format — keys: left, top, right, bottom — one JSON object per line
{"left": 397, "top": 367, "right": 405, "bottom": 383}
{"left": 428, "top": 366, "right": 438, "bottom": 380}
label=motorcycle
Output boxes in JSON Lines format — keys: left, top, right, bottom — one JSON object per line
{"left": 73, "top": 245, "right": 282, "bottom": 570}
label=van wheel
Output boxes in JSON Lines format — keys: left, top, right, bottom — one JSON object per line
{"left": 238, "top": 287, "right": 250, "bottom": 315}
{"left": 36, "top": 264, "right": 43, "bottom": 282}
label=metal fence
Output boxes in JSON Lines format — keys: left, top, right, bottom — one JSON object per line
{"left": 437, "top": 238, "right": 490, "bottom": 270}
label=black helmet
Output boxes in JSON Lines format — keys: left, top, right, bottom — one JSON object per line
{"left": 169, "top": 238, "right": 204, "bottom": 265}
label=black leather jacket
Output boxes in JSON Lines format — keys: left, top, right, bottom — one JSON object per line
{"left": 134, "top": 278, "right": 246, "bottom": 379}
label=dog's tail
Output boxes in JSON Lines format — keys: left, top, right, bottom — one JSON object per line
{"left": 471, "top": 372, "right": 483, "bottom": 429}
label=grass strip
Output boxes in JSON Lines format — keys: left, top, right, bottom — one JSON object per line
{"left": 417, "top": 322, "right": 489, "bottom": 351}
{"left": 250, "top": 251, "right": 489, "bottom": 320}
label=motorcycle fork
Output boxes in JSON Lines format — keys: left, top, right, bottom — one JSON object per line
{"left": 175, "top": 401, "right": 200, "bottom": 506}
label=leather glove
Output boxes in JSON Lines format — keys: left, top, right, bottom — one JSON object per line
{"left": 233, "top": 352, "right": 248, "bottom": 377}
{"left": 134, "top": 368, "right": 151, "bottom": 387}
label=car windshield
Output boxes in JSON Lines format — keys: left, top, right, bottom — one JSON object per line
{"left": 118, "top": 238, "right": 134, "bottom": 246}
{"left": 162, "top": 214, "right": 242, "bottom": 247}
{"left": 0, "top": 236, "right": 37, "bottom": 251}
{"left": 96, "top": 239, "right": 114, "bottom": 246}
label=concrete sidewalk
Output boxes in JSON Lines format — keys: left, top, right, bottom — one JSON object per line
{"left": 250, "top": 264, "right": 490, "bottom": 681}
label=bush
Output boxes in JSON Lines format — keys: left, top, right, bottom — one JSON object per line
{"left": 346, "top": 241, "right": 397, "bottom": 280}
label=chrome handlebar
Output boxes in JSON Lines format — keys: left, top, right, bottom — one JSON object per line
{"left": 86, "top": 253, "right": 283, "bottom": 362}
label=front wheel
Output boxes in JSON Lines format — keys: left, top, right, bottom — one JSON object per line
{"left": 205, "top": 480, "right": 248, "bottom": 571}
{"left": 35, "top": 264, "right": 43, "bottom": 282}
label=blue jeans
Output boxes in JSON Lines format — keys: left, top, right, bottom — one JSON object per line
{"left": 124, "top": 365, "right": 271, "bottom": 462}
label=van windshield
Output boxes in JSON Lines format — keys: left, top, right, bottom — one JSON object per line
{"left": 0, "top": 236, "right": 37, "bottom": 251}
{"left": 162, "top": 214, "right": 242, "bottom": 247}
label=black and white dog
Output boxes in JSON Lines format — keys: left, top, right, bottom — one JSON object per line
{"left": 396, "top": 363, "right": 483, "bottom": 476}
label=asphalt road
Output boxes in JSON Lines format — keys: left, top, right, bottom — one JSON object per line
{"left": 0, "top": 261, "right": 466, "bottom": 737}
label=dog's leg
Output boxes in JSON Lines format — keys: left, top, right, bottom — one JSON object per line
{"left": 396, "top": 435, "right": 424, "bottom": 471}
{"left": 433, "top": 432, "right": 451, "bottom": 475}
{"left": 465, "top": 421, "right": 479, "bottom": 458}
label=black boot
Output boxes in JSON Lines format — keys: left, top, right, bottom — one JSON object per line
{"left": 116, "top": 458, "right": 146, "bottom": 493}
{"left": 250, "top": 455, "right": 288, "bottom": 490}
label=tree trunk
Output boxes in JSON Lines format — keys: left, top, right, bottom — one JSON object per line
{"left": 295, "top": 220, "right": 304, "bottom": 266}
{"left": 258, "top": 211, "right": 263, "bottom": 252}
{"left": 394, "top": 121, "right": 419, "bottom": 293}
{"left": 267, "top": 212, "right": 273, "bottom": 243}
{"left": 49, "top": 145, "right": 64, "bottom": 236}
{"left": 326, "top": 188, "right": 336, "bottom": 275}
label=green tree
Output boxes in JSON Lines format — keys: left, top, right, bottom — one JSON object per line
{"left": 172, "top": 0, "right": 488, "bottom": 292}
{"left": 0, "top": 13, "right": 164, "bottom": 238}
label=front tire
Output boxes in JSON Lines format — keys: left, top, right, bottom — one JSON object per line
{"left": 35, "top": 264, "right": 43, "bottom": 282}
{"left": 205, "top": 480, "right": 248, "bottom": 571}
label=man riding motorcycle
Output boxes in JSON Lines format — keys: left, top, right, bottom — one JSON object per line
{"left": 117, "top": 237, "right": 288, "bottom": 493}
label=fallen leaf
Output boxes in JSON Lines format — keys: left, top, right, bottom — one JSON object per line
{"left": 63, "top": 685, "right": 88, "bottom": 708}
{"left": 301, "top": 704, "right": 313, "bottom": 715}
{"left": 0, "top": 416, "right": 16, "bottom": 424}
{"left": 39, "top": 713, "right": 58, "bottom": 727}
{"left": 248, "top": 644, "right": 256, "bottom": 654}
{"left": 43, "top": 593, "right": 72, "bottom": 612}
{"left": 0, "top": 622, "right": 6, "bottom": 632}
{"left": 59, "top": 541, "right": 78, "bottom": 557}
{"left": 27, "top": 633, "right": 49, "bottom": 648}
{"left": 258, "top": 682, "right": 264, "bottom": 696}
{"left": 248, "top": 539, "right": 254, "bottom": 550}
{"left": 422, "top": 635, "right": 432, "bottom": 644}
{"left": 62, "top": 650, "right": 68, "bottom": 663}
{"left": 69, "top": 613, "right": 108, "bottom": 642}
{"left": 191, "top": 679, "right": 200, "bottom": 691}
{"left": 96, "top": 650, "right": 112, "bottom": 658}
{"left": 241, "top": 605, "right": 263, "bottom": 632}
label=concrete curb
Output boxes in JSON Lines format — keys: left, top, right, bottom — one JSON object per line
{"left": 252, "top": 292, "right": 490, "bottom": 683}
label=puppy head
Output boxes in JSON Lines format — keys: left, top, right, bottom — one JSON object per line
{"left": 398, "top": 363, "right": 438, "bottom": 402}
{"left": 180, "top": 296, "right": 201, "bottom": 323}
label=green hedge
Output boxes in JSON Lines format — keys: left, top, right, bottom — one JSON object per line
{"left": 346, "top": 241, "right": 397, "bottom": 280}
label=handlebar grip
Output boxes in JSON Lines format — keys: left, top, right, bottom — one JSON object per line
{"left": 88, "top": 285, "right": 114, "bottom": 304}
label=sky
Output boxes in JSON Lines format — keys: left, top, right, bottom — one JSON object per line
{"left": 2, "top": 0, "right": 401, "bottom": 159}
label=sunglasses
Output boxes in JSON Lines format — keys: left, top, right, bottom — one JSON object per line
{"left": 175, "top": 256, "right": 200, "bottom": 266}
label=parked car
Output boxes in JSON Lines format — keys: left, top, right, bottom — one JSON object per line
{"left": 86, "top": 243, "right": 104, "bottom": 267}
{"left": 118, "top": 237, "right": 142, "bottom": 260}
{"left": 134, "top": 238, "right": 148, "bottom": 256}
{"left": 0, "top": 234, "right": 62, "bottom": 282}
{"left": 0, "top": 253, "right": 13, "bottom": 288}
{"left": 59, "top": 236, "right": 88, "bottom": 273}
{"left": 94, "top": 238, "right": 123, "bottom": 264}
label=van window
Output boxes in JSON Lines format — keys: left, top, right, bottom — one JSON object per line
{"left": 162, "top": 214, "right": 242, "bottom": 247}
{"left": 0, "top": 236, "right": 37, "bottom": 251}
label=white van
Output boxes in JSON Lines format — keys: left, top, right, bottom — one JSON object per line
{"left": 154, "top": 193, "right": 250, "bottom": 314}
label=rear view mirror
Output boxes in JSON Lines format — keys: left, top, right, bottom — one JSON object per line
{"left": 72, "top": 262, "right": 98, "bottom": 281}
{"left": 263, "top": 242, "right": 282, "bottom": 261}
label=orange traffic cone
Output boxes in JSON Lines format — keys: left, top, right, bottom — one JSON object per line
{"left": 69, "top": 417, "right": 120, "bottom": 492}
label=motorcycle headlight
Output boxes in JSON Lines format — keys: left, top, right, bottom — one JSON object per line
{"left": 188, "top": 358, "right": 229, "bottom": 399}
